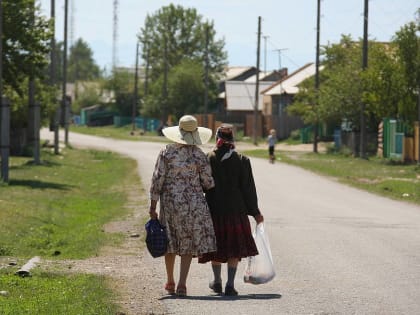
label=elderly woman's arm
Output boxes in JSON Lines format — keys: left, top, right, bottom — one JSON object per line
{"left": 149, "top": 199, "right": 158, "bottom": 219}
{"left": 149, "top": 148, "right": 166, "bottom": 219}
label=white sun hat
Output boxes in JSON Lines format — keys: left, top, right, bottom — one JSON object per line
{"left": 162, "top": 115, "right": 212, "bottom": 145}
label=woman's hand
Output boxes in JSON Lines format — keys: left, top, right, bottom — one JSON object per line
{"left": 254, "top": 214, "right": 264, "bottom": 224}
{"left": 149, "top": 200, "right": 158, "bottom": 219}
{"left": 149, "top": 207, "right": 158, "bottom": 220}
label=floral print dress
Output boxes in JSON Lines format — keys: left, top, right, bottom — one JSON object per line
{"left": 150, "top": 143, "right": 217, "bottom": 256}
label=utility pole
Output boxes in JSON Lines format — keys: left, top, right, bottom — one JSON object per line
{"left": 418, "top": 87, "right": 420, "bottom": 165}
{"left": 313, "top": 0, "right": 321, "bottom": 153}
{"left": 253, "top": 16, "right": 261, "bottom": 145}
{"left": 132, "top": 41, "right": 139, "bottom": 134}
{"left": 263, "top": 35, "right": 269, "bottom": 74}
{"left": 144, "top": 43, "right": 150, "bottom": 98}
{"left": 0, "top": 0, "right": 10, "bottom": 183}
{"left": 204, "top": 23, "right": 209, "bottom": 128}
{"left": 27, "top": 1, "right": 40, "bottom": 164}
{"left": 51, "top": 0, "right": 59, "bottom": 154}
{"left": 162, "top": 31, "right": 168, "bottom": 126}
{"left": 62, "top": 0, "right": 69, "bottom": 145}
{"left": 360, "top": 0, "right": 369, "bottom": 159}
{"left": 274, "top": 48, "right": 288, "bottom": 116}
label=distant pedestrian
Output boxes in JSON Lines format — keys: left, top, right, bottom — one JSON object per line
{"left": 267, "top": 129, "right": 276, "bottom": 163}
{"left": 149, "top": 115, "right": 217, "bottom": 297}
{"left": 199, "top": 124, "right": 264, "bottom": 296}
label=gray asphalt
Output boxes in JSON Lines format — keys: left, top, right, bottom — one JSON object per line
{"left": 42, "top": 130, "right": 420, "bottom": 315}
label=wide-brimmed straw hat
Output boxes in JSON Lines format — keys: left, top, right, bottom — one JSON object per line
{"left": 162, "top": 115, "right": 212, "bottom": 145}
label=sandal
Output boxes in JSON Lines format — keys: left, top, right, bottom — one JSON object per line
{"left": 176, "top": 284, "right": 187, "bottom": 297}
{"left": 164, "top": 282, "right": 176, "bottom": 295}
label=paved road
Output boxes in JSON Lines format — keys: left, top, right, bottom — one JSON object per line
{"left": 42, "top": 130, "right": 420, "bottom": 315}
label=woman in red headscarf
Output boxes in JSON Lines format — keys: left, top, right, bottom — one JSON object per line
{"left": 199, "top": 124, "right": 264, "bottom": 296}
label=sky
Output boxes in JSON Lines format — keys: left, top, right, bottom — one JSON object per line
{"left": 38, "top": 0, "right": 419, "bottom": 74}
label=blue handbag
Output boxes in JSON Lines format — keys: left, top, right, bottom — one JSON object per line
{"left": 145, "top": 219, "right": 168, "bottom": 258}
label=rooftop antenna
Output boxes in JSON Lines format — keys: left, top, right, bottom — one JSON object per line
{"left": 274, "top": 48, "right": 288, "bottom": 72}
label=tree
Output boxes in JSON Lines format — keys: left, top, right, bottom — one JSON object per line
{"left": 2, "top": 0, "right": 55, "bottom": 129}
{"left": 71, "top": 83, "right": 102, "bottom": 114}
{"left": 3, "top": 0, "right": 51, "bottom": 95}
{"left": 138, "top": 4, "right": 227, "bottom": 119}
{"left": 289, "top": 35, "right": 415, "bottom": 133}
{"left": 392, "top": 16, "right": 420, "bottom": 123}
{"left": 288, "top": 36, "right": 364, "bottom": 129}
{"left": 142, "top": 59, "right": 206, "bottom": 118}
{"left": 102, "top": 69, "right": 135, "bottom": 116}
{"left": 67, "top": 38, "right": 101, "bottom": 83}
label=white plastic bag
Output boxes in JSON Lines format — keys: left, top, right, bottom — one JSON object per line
{"left": 244, "top": 223, "right": 276, "bottom": 284}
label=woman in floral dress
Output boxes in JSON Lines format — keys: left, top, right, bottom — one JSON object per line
{"left": 149, "top": 115, "right": 217, "bottom": 296}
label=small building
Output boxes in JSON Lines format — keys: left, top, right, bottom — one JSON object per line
{"left": 217, "top": 67, "right": 286, "bottom": 136}
{"left": 261, "top": 63, "right": 322, "bottom": 139}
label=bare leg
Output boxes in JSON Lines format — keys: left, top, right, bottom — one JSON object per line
{"left": 165, "top": 253, "right": 176, "bottom": 284}
{"left": 178, "top": 254, "right": 193, "bottom": 287}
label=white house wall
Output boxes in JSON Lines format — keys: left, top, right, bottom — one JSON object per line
{"left": 225, "top": 81, "right": 275, "bottom": 111}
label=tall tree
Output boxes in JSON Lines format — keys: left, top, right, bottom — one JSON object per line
{"left": 392, "top": 15, "right": 420, "bottom": 123}
{"left": 2, "top": 0, "right": 56, "bottom": 130}
{"left": 102, "top": 69, "right": 135, "bottom": 116}
{"left": 138, "top": 4, "right": 227, "bottom": 119}
{"left": 67, "top": 38, "right": 101, "bottom": 83}
{"left": 3, "top": 0, "right": 51, "bottom": 94}
{"left": 288, "top": 34, "right": 416, "bottom": 133}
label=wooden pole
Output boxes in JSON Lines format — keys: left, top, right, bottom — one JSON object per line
{"left": 27, "top": 1, "right": 40, "bottom": 164}
{"left": 313, "top": 0, "right": 321, "bottom": 153}
{"left": 51, "top": 0, "right": 59, "bottom": 155}
{"left": 360, "top": 0, "right": 369, "bottom": 158}
{"left": 204, "top": 23, "right": 209, "bottom": 128}
{"left": 0, "top": 0, "right": 10, "bottom": 183}
{"left": 62, "top": 0, "right": 69, "bottom": 145}
{"left": 132, "top": 41, "right": 139, "bottom": 133}
{"left": 253, "top": 16, "right": 261, "bottom": 145}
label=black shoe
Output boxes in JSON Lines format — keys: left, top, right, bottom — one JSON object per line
{"left": 224, "top": 285, "right": 238, "bottom": 296}
{"left": 209, "top": 281, "right": 223, "bottom": 294}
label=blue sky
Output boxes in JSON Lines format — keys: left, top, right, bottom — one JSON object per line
{"left": 39, "top": 0, "right": 419, "bottom": 73}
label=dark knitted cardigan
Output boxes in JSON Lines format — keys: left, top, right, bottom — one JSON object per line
{"left": 205, "top": 150, "right": 261, "bottom": 217}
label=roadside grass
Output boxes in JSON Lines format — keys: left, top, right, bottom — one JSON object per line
{"left": 0, "top": 148, "right": 141, "bottom": 258}
{"left": 70, "top": 125, "right": 257, "bottom": 143}
{"left": 0, "top": 147, "right": 143, "bottom": 314}
{"left": 244, "top": 149, "right": 420, "bottom": 205}
{"left": 71, "top": 125, "right": 169, "bottom": 143}
{"left": 0, "top": 270, "right": 118, "bottom": 315}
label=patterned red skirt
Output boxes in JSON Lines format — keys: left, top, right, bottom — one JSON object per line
{"left": 198, "top": 212, "right": 258, "bottom": 263}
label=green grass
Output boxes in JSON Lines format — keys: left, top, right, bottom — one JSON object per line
{"left": 0, "top": 270, "right": 118, "bottom": 315}
{"left": 71, "top": 125, "right": 254, "bottom": 143}
{"left": 0, "top": 147, "right": 142, "bottom": 259}
{"left": 245, "top": 149, "right": 420, "bottom": 205}
{"left": 71, "top": 125, "right": 169, "bottom": 142}
{"left": 0, "top": 147, "right": 143, "bottom": 313}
